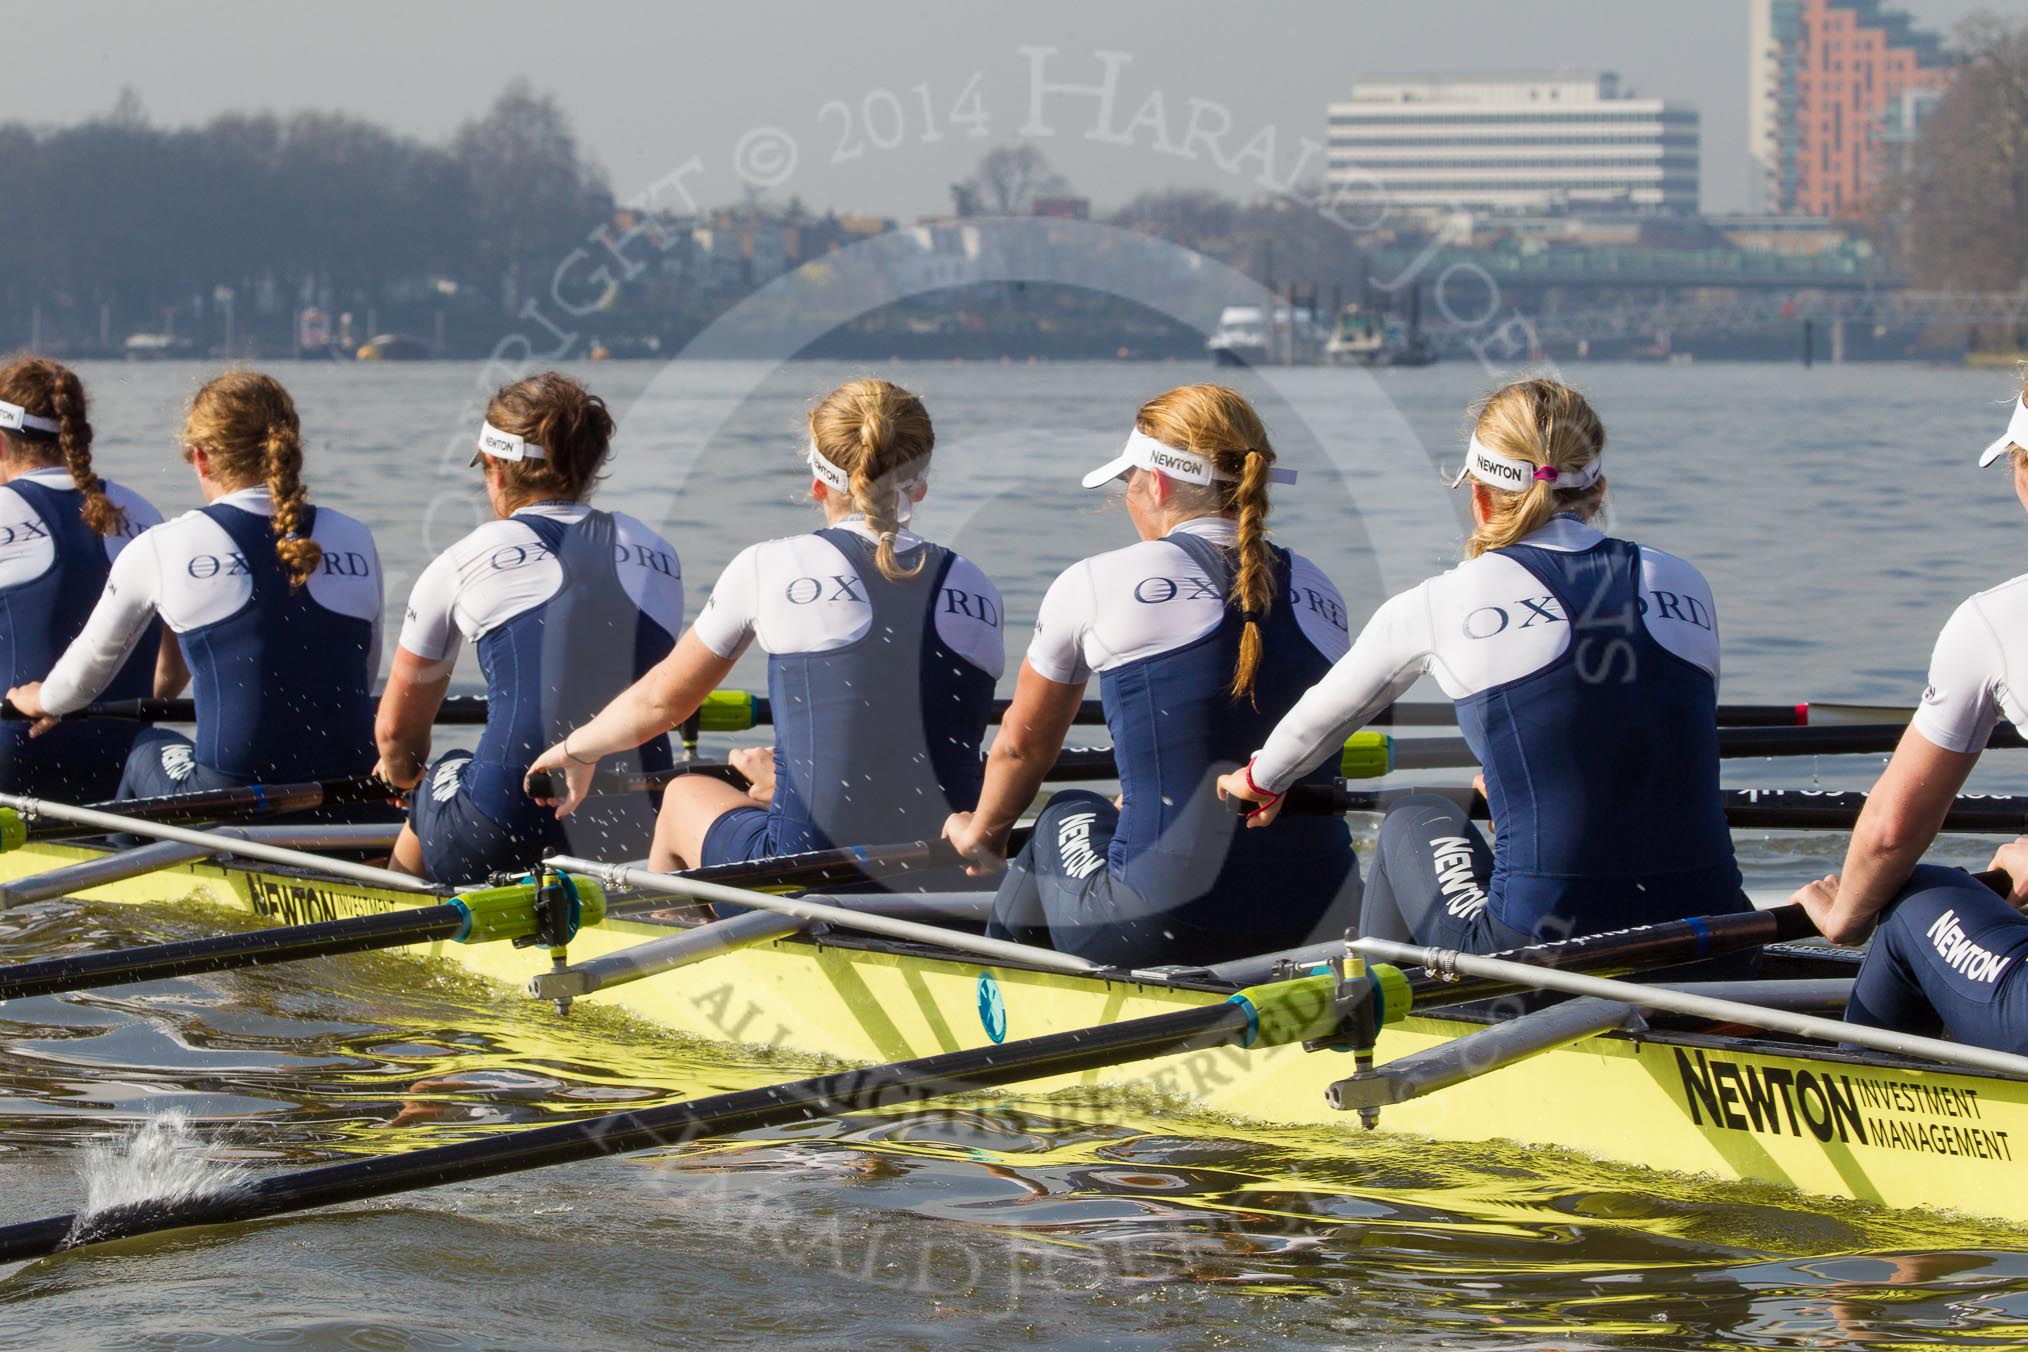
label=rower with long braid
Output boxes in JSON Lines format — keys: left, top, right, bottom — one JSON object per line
{"left": 944, "top": 383, "right": 1357, "bottom": 965}
{"left": 0, "top": 356, "right": 162, "bottom": 798}
{"left": 7, "top": 370, "right": 384, "bottom": 799}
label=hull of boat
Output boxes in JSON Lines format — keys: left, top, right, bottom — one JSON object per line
{"left": 1207, "top": 343, "right": 1264, "bottom": 367}
{"left": 5, "top": 840, "right": 2025, "bottom": 1224}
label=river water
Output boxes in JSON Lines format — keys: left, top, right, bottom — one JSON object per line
{"left": 4, "top": 357, "right": 2028, "bottom": 1349}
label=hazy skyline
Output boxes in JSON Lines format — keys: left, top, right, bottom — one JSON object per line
{"left": 7, "top": 0, "right": 2003, "bottom": 219}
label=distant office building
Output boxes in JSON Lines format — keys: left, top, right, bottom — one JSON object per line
{"left": 1747, "top": 0, "right": 1953, "bottom": 217}
{"left": 1325, "top": 72, "right": 1700, "bottom": 217}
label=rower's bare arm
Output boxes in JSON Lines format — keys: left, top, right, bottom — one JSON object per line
{"left": 375, "top": 645, "right": 454, "bottom": 790}
{"left": 945, "top": 659, "right": 1085, "bottom": 872}
{"left": 600, "top": 629, "right": 737, "bottom": 752}
{"left": 152, "top": 628, "right": 189, "bottom": 699}
{"left": 1803, "top": 724, "right": 1980, "bottom": 944}
{"left": 1247, "top": 593, "right": 1428, "bottom": 807}
{"left": 526, "top": 630, "right": 737, "bottom": 816}
{"left": 38, "top": 539, "right": 168, "bottom": 718}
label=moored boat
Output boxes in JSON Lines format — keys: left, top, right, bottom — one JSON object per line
{"left": 1206, "top": 305, "right": 1325, "bottom": 367}
{"left": 3, "top": 834, "right": 2023, "bottom": 1226}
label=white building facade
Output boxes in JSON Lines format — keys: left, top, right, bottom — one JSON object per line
{"left": 1326, "top": 72, "right": 1701, "bottom": 217}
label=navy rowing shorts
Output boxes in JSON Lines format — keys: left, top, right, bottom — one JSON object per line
{"left": 1849, "top": 864, "right": 2028, "bottom": 1053}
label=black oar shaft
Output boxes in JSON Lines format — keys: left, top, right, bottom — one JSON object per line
{"left": 1401, "top": 905, "right": 1819, "bottom": 1011}
{"left": 518, "top": 720, "right": 2002, "bottom": 805}
{"left": 1380, "top": 723, "right": 2016, "bottom": 772}
{"left": 27, "top": 775, "right": 393, "bottom": 840}
{"left": 529, "top": 746, "right": 1118, "bottom": 802}
{"left": 1392, "top": 870, "right": 2007, "bottom": 1012}
{"left": 0, "top": 999, "right": 1252, "bottom": 1261}
{"left": 523, "top": 761, "right": 745, "bottom": 802}
{"left": 0, "top": 906, "right": 467, "bottom": 1003}
{"left": 2, "top": 696, "right": 490, "bottom": 726}
{"left": 769, "top": 697, "right": 1823, "bottom": 730}
{"left": 1278, "top": 784, "right": 2028, "bottom": 833}
{"left": 1725, "top": 801, "right": 2028, "bottom": 834}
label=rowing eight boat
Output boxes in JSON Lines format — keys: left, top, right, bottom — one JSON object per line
{"left": 0, "top": 833, "right": 2021, "bottom": 1226}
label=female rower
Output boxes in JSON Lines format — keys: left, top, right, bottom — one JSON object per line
{"left": 526, "top": 378, "right": 1003, "bottom": 876}
{"left": 942, "top": 384, "right": 1356, "bottom": 965}
{"left": 375, "top": 373, "right": 684, "bottom": 883}
{"left": 1220, "top": 377, "right": 1749, "bottom": 952}
{"left": 7, "top": 370, "right": 382, "bottom": 798}
{"left": 1792, "top": 382, "right": 2028, "bottom": 1052}
{"left": 0, "top": 357, "right": 162, "bottom": 797}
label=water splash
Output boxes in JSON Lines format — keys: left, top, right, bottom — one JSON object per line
{"left": 74, "top": 1111, "right": 248, "bottom": 1225}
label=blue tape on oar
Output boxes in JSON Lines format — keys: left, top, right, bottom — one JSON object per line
{"left": 1685, "top": 916, "right": 1711, "bottom": 958}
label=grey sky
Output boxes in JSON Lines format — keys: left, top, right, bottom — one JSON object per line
{"left": 6, "top": 0, "right": 2004, "bottom": 218}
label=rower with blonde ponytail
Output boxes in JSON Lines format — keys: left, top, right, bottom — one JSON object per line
{"left": 530, "top": 377, "right": 1004, "bottom": 881}
{"left": 8, "top": 370, "right": 386, "bottom": 804}
{"left": 1224, "top": 376, "right": 1751, "bottom": 963}
{"left": 838, "top": 387, "right": 927, "bottom": 583}
{"left": 945, "top": 384, "right": 1357, "bottom": 967}
{"left": 0, "top": 356, "right": 163, "bottom": 796}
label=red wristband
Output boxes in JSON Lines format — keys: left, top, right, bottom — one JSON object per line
{"left": 1242, "top": 759, "right": 1282, "bottom": 807}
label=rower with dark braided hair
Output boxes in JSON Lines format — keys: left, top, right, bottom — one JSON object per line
{"left": 7, "top": 370, "right": 384, "bottom": 800}
{"left": 0, "top": 355, "right": 163, "bottom": 797}
{"left": 945, "top": 384, "right": 1356, "bottom": 965}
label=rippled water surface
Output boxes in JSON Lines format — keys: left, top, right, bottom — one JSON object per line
{"left": 4, "top": 358, "right": 2028, "bottom": 1348}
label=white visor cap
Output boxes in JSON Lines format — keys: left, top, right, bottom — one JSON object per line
{"left": 1447, "top": 435, "right": 1604, "bottom": 493}
{"left": 1977, "top": 396, "right": 2028, "bottom": 468}
{"left": 0, "top": 399, "right": 60, "bottom": 437}
{"left": 1081, "top": 428, "right": 1296, "bottom": 490}
{"left": 471, "top": 420, "right": 547, "bottom": 466}
{"left": 807, "top": 439, "right": 928, "bottom": 524}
